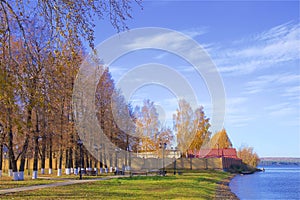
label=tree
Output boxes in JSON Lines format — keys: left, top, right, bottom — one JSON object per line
{"left": 189, "top": 106, "right": 211, "bottom": 150}
{"left": 111, "top": 90, "right": 137, "bottom": 150}
{"left": 95, "top": 68, "right": 139, "bottom": 169}
{"left": 238, "top": 146, "right": 260, "bottom": 168}
{"left": 0, "top": 0, "right": 142, "bottom": 49}
{"left": 134, "top": 99, "right": 160, "bottom": 152}
{"left": 0, "top": 35, "right": 27, "bottom": 180}
{"left": 173, "top": 99, "right": 211, "bottom": 155}
{"left": 173, "top": 99, "right": 195, "bottom": 155}
{"left": 210, "top": 129, "right": 233, "bottom": 149}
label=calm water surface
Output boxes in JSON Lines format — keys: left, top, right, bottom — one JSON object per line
{"left": 230, "top": 165, "right": 300, "bottom": 199}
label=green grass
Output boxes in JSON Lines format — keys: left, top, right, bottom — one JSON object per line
{"left": 1, "top": 170, "right": 230, "bottom": 200}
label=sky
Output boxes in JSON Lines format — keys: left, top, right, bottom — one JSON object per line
{"left": 88, "top": 1, "right": 300, "bottom": 158}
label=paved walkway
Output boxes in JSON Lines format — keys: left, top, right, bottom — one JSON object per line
{"left": 0, "top": 175, "right": 129, "bottom": 195}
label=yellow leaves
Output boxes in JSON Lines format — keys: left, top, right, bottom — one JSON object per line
{"left": 174, "top": 99, "right": 211, "bottom": 152}
{"left": 210, "top": 129, "right": 232, "bottom": 149}
{"left": 238, "top": 146, "right": 260, "bottom": 167}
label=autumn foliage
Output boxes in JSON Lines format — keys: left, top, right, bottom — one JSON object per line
{"left": 238, "top": 146, "right": 260, "bottom": 168}
{"left": 210, "top": 129, "right": 233, "bottom": 149}
{"left": 0, "top": 0, "right": 142, "bottom": 180}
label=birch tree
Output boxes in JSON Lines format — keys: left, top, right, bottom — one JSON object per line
{"left": 134, "top": 100, "right": 160, "bottom": 152}
{"left": 173, "top": 99, "right": 211, "bottom": 155}
{"left": 189, "top": 106, "right": 211, "bottom": 150}
{"left": 173, "top": 99, "right": 195, "bottom": 156}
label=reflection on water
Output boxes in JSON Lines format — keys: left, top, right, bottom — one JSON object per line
{"left": 230, "top": 165, "right": 300, "bottom": 199}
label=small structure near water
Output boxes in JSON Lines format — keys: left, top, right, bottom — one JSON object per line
{"left": 187, "top": 148, "right": 240, "bottom": 159}
{"left": 186, "top": 148, "right": 242, "bottom": 170}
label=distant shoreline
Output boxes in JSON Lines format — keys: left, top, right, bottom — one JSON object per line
{"left": 215, "top": 174, "right": 239, "bottom": 200}
{"left": 259, "top": 157, "right": 300, "bottom": 166}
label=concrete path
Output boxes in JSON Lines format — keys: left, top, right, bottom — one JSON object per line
{"left": 0, "top": 175, "right": 128, "bottom": 195}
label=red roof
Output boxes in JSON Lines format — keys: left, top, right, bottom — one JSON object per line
{"left": 188, "top": 148, "right": 238, "bottom": 159}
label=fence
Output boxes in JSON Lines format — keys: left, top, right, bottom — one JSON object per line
{"left": 0, "top": 156, "right": 241, "bottom": 173}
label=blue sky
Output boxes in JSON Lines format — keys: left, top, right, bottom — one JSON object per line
{"left": 91, "top": 1, "right": 300, "bottom": 157}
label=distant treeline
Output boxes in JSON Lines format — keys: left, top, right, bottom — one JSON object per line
{"left": 259, "top": 157, "right": 300, "bottom": 166}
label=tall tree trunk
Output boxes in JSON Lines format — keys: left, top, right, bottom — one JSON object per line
{"left": 58, "top": 149, "right": 63, "bottom": 176}
{"left": 48, "top": 134, "right": 53, "bottom": 174}
{"left": 32, "top": 111, "right": 40, "bottom": 179}
{"left": 99, "top": 145, "right": 103, "bottom": 173}
{"left": 68, "top": 147, "right": 73, "bottom": 174}
{"left": 19, "top": 107, "right": 33, "bottom": 180}
{"left": 74, "top": 143, "right": 79, "bottom": 175}
{"left": 65, "top": 149, "right": 69, "bottom": 175}
{"left": 40, "top": 138, "right": 46, "bottom": 175}
{"left": 41, "top": 71, "right": 48, "bottom": 175}
{"left": 103, "top": 143, "right": 107, "bottom": 173}
{"left": 58, "top": 99, "right": 64, "bottom": 176}
{"left": 90, "top": 158, "right": 93, "bottom": 171}
{"left": 8, "top": 115, "right": 18, "bottom": 180}
{"left": 32, "top": 135, "right": 39, "bottom": 179}
{"left": 49, "top": 139, "right": 53, "bottom": 174}
{"left": 40, "top": 111, "right": 47, "bottom": 175}
{"left": 0, "top": 143, "right": 3, "bottom": 177}
{"left": 85, "top": 151, "right": 89, "bottom": 170}
{"left": 109, "top": 154, "right": 113, "bottom": 172}
{"left": 18, "top": 136, "right": 29, "bottom": 180}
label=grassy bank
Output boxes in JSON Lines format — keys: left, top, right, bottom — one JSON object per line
{"left": 1, "top": 170, "right": 232, "bottom": 199}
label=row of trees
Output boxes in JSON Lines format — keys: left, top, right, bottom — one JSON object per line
{"left": 0, "top": 0, "right": 142, "bottom": 180}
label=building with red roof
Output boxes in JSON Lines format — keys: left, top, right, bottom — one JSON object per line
{"left": 188, "top": 148, "right": 239, "bottom": 159}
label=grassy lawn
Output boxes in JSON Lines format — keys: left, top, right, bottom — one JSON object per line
{"left": 1, "top": 170, "right": 230, "bottom": 200}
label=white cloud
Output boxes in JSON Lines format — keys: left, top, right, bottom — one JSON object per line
{"left": 283, "top": 85, "right": 300, "bottom": 101}
{"left": 243, "top": 72, "right": 299, "bottom": 124}
{"left": 224, "top": 97, "right": 253, "bottom": 127}
{"left": 124, "top": 29, "right": 217, "bottom": 76}
{"left": 264, "top": 102, "right": 297, "bottom": 117}
{"left": 126, "top": 31, "right": 187, "bottom": 50}
{"left": 181, "top": 27, "right": 208, "bottom": 38}
{"left": 214, "top": 22, "right": 300, "bottom": 75}
{"left": 244, "top": 73, "right": 300, "bottom": 96}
